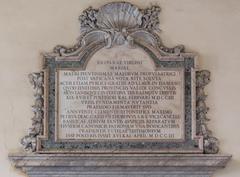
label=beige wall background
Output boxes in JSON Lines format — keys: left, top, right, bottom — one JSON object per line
{"left": 0, "top": 0, "right": 239, "bottom": 176}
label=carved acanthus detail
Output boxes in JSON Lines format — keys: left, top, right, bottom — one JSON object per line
{"left": 21, "top": 72, "right": 44, "bottom": 152}
{"left": 79, "top": 7, "right": 98, "bottom": 33}
{"left": 141, "top": 5, "right": 161, "bottom": 31}
{"left": 196, "top": 70, "right": 219, "bottom": 154}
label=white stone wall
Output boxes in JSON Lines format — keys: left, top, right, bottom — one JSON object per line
{"left": 0, "top": 0, "right": 239, "bottom": 176}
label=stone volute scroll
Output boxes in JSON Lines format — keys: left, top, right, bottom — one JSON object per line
{"left": 9, "top": 2, "right": 231, "bottom": 177}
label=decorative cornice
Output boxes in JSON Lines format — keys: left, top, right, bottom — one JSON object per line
{"left": 9, "top": 153, "right": 231, "bottom": 167}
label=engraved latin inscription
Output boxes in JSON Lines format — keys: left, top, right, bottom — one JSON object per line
{"left": 57, "top": 47, "right": 184, "bottom": 141}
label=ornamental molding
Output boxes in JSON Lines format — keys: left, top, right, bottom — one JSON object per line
{"left": 21, "top": 72, "right": 44, "bottom": 152}
{"left": 196, "top": 70, "right": 219, "bottom": 153}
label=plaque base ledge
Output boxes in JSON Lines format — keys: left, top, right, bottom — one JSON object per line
{"left": 9, "top": 153, "right": 231, "bottom": 177}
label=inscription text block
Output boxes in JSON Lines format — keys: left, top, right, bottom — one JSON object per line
{"left": 57, "top": 68, "right": 184, "bottom": 141}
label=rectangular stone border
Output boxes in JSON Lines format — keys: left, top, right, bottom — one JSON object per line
{"left": 35, "top": 54, "right": 203, "bottom": 153}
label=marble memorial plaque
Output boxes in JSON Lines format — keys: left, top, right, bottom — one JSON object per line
{"left": 56, "top": 47, "right": 184, "bottom": 141}
{"left": 19, "top": 2, "right": 218, "bottom": 153}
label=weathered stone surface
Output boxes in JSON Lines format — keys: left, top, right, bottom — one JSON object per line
{"left": 9, "top": 153, "right": 231, "bottom": 177}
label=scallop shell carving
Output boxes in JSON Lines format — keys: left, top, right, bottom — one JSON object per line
{"left": 97, "top": 2, "right": 143, "bottom": 31}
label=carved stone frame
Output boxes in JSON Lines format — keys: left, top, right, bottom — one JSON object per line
{"left": 21, "top": 2, "right": 218, "bottom": 154}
